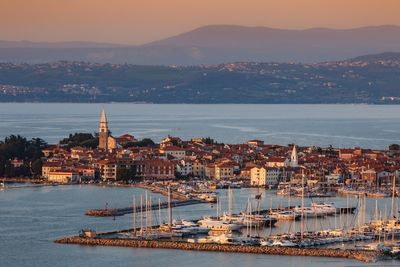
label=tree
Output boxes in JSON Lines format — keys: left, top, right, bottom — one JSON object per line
{"left": 31, "top": 159, "right": 43, "bottom": 177}
{"left": 123, "top": 138, "right": 155, "bottom": 148}
{"left": 0, "top": 135, "right": 47, "bottom": 177}
{"left": 59, "top": 133, "right": 98, "bottom": 148}
{"left": 389, "top": 144, "right": 400, "bottom": 151}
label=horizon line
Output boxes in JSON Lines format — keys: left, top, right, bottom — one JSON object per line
{"left": 1, "top": 24, "right": 399, "bottom": 46}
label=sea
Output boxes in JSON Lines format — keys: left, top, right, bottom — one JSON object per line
{"left": 1, "top": 103, "right": 400, "bottom": 266}
{"left": 1, "top": 103, "right": 400, "bottom": 148}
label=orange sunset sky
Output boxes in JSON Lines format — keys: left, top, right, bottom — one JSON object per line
{"left": 1, "top": 0, "right": 399, "bottom": 44}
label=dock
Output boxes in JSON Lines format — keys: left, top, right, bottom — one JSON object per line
{"left": 85, "top": 199, "right": 205, "bottom": 217}
{"left": 54, "top": 235, "right": 382, "bottom": 263}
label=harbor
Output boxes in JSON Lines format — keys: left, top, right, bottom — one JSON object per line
{"left": 53, "top": 183, "right": 400, "bottom": 262}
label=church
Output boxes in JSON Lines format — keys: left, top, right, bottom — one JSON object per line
{"left": 98, "top": 110, "right": 117, "bottom": 151}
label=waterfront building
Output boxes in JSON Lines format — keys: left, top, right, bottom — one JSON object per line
{"left": 42, "top": 162, "right": 62, "bottom": 178}
{"left": 47, "top": 170, "right": 79, "bottom": 184}
{"left": 95, "top": 159, "right": 117, "bottom": 180}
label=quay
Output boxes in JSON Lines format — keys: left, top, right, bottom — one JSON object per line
{"left": 85, "top": 199, "right": 205, "bottom": 217}
{"left": 85, "top": 203, "right": 356, "bottom": 217}
{"left": 54, "top": 235, "right": 382, "bottom": 263}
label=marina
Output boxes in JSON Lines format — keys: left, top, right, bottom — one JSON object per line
{"left": 52, "top": 181, "right": 400, "bottom": 262}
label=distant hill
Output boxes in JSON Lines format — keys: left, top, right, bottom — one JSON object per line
{"left": 1, "top": 52, "right": 400, "bottom": 104}
{"left": 0, "top": 40, "right": 126, "bottom": 49}
{"left": 1, "top": 25, "right": 400, "bottom": 65}
{"left": 349, "top": 52, "right": 400, "bottom": 62}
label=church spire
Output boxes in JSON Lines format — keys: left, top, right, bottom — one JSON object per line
{"left": 100, "top": 109, "right": 107, "bottom": 124}
{"left": 290, "top": 145, "right": 298, "bottom": 167}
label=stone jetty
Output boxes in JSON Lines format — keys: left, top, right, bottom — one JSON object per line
{"left": 54, "top": 236, "right": 382, "bottom": 262}
{"left": 85, "top": 199, "right": 204, "bottom": 217}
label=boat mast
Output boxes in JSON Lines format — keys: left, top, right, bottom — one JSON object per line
{"left": 145, "top": 191, "right": 148, "bottom": 231}
{"left": 140, "top": 194, "right": 143, "bottom": 234}
{"left": 228, "top": 186, "right": 232, "bottom": 216}
{"left": 249, "top": 200, "right": 252, "bottom": 238}
{"left": 158, "top": 198, "right": 161, "bottom": 225}
{"left": 133, "top": 195, "right": 136, "bottom": 235}
{"left": 168, "top": 186, "right": 172, "bottom": 228}
{"left": 149, "top": 197, "right": 152, "bottom": 232}
{"left": 391, "top": 175, "right": 396, "bottom": 220}
{"left": 216, "top": 195, "right": 220, "bottom": 219}
{"left": 301, "top": 174, "right": 305, "bottom": 239}
{"left": 391, "top": 175, "right": 396, "bottom": 241}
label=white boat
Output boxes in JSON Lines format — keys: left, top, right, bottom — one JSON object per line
{"left": 197, "top": 193, "right": 217, "bottom": 203}
{"left": 197, "top": 216, "right": 243, "bottom": 231}
{"left": 293, "top": 206, "right": 327, "bottom": 218}
{"left": 356, "top": 242, "right": 387, "bottom": 251}
{"left": 208, "top": 234, "right": 235, "bottom": 244}
{"left": 172, "top": 219, "right": 210, "bottom": 235}
{"left": 270, "top": 210, "right": 300, "bottom": 220}
{"left": 310, "top": 202, "right": 336, "bottom": 215}
{"left": 271, "top": 239, "right": 297, "bottom": 247}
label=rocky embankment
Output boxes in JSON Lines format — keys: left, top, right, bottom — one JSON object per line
{"left": 54, "top": 236, "right": 382, "bottom": 262}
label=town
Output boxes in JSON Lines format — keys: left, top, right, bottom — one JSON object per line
{"left": 37, "top": 110, "right": 400, "bottom": 198}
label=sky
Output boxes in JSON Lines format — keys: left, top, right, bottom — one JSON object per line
{"left": 1, "top": 0, "right": 399, "bottom": 45}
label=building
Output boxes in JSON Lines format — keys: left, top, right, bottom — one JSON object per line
{"left": 215, "top": 162, "right": 234, "bottom": 180}
{"left": 192, "top": 160, "right": 206, "bottom": 178}
{"left": 143, "top": 159, "right": 175, "bottom": 180}
{"left": 47, "top": 170, "right": 79, "bottom": 184}
{"left": 161, "top": 146, "right": 186, "bottom": 159}
{"left": 290, "top": 145, "right": 299, "bottom": 167}
{"left": 95, "top": 159, "right": 117, "bottom": 180}
{"left": 98, "top": 110, "right": 117, "bottom": 151}
{"left": 176, "top": 160, "right": 193, "bottom": 177}
{"left": 250, "top": 166, "right": 280, "bottom": 187}
{"left": 42, "top": 162, "right": 62, "bottom": 178}
{"left": 266, "top": 157, "right": 289, "bottom": 167}
{"left": 247, "top": 139, "right": 264, "bottom": 147}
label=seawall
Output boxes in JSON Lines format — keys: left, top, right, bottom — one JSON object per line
{"left": 54, "top": 236, "right": 382, "bottom": 262}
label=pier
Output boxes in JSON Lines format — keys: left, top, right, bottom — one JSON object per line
{"left": 54, "top": 235, "right": 382, "bottom": 262}
{"left": 85, "top": 199, "right": 205, "bottom": 217}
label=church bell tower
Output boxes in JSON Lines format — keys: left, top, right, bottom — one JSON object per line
{"left": 98, "top": 110, "right": 109, "bottom": 150}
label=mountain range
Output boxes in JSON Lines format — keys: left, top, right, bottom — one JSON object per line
{"left": 1, "top": 25, "right": 400, "bottom": 65}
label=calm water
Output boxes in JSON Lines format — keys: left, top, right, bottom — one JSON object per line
{"left": 1, "top": 185, "right": 399, "bottom": 267}
{"left": 1, "top": 103, "right": 400, "bottom": 148}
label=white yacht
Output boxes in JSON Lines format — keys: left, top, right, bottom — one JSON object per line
{"left": 270, "top": 210, "right": 300, "bottom": 220}
{"left": 293, "top": 206, "right": 329, "bottom": 218}
{"left": 197, "top": 216, "right": 243, "bottom": 231}
{"left": 311, "top": 202, "right": 336, "bottom": 215}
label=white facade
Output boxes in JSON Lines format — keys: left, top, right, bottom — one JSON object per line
{"left": 250, "top": 167, "right": 280, "bottom": 187}
{"left": 290, "top": 145, "right": 298, "bottom": 167}
{"left": 176, "top": 160, "right": 193, "bottom": 176}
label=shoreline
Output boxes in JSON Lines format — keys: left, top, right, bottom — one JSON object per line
{"left": 54, "top": 236, "right": 384, "bottom": 263}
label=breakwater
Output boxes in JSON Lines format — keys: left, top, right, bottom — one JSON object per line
{"left": 55, "top": 236, "right": 382, "bottom": 262}
{"left": 85, "top": 199, "right": 205, "bottom": 217}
